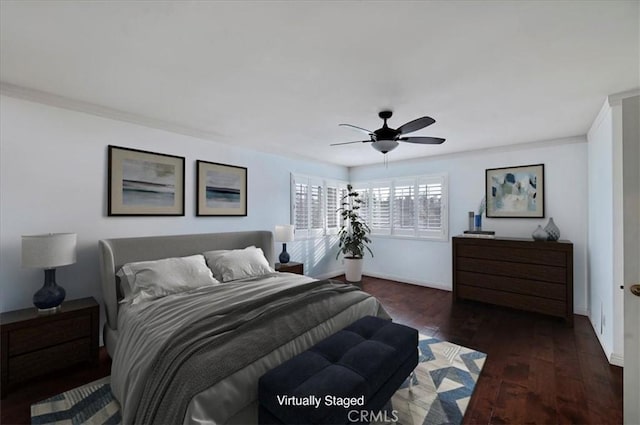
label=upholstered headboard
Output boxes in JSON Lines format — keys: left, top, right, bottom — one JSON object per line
{"left": 98, "top": 231, "right": 274, "bottom": 356}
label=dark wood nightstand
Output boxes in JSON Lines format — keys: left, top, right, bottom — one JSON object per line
{"left": 0, "top": 297, "right": 99, "bottom": 398}
{"left": 275, "top": 262, "right": 304, "bottom": 275}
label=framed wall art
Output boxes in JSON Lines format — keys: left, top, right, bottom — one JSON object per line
{"left": 108, "top": 145, "right": 185, "bottom": 216}
{"left": 485, "top": 163, "right": 544, "bottom": 218}
{"left": 196, "top": 160, "right": 247, "bottom": 216}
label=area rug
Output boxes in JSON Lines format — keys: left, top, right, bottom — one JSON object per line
{"left": 31, "top": 334, "right": 486, "bottom": 425}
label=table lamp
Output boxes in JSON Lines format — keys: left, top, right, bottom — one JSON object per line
{"left": 22, "top": 233, "right": 77, "bottom": 312}
{"left": 274, "top": 225, "right": 295, "bottom": 264}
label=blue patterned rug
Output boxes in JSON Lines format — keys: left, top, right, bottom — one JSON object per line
{"left": 31, "top": 335, "right": 486, "bottom": 425}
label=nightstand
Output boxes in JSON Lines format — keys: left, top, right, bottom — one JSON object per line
{"left": 275, "top": 261, "right": 304, "bottom": 275}
{"left": 0, "top": 297, "right": 99, "bottom": 398}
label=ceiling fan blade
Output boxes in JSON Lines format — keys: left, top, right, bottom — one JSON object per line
{"left": 399, "top": 136, "right": 446, "bottom": 145}
{"left": 396, "top": 117, "right": 436, "bottom": 135}
{"left": 338, "top": 123, "right": 374, "bottom": 135}
{"left": 330, "top": 140, "right": 372, "bottom": 146}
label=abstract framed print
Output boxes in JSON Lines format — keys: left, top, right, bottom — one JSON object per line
{"left": 485, "top": 163, "right": 544, "bottom": 218}
{"left": 108, "top": 145, "right": 185, "bottom": 216}
{"left": 196, "top": 160, "right": 247, "bottom": 216}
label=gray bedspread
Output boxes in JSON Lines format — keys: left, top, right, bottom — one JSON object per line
{"left": 112, "top": 273, "right": 388, "bottom": 424}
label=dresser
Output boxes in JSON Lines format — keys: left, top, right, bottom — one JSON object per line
{"left": 452, "top": 237, "right": 573, "bottom": 325}
{"left": 0, "top": 297, "right": 99, "bottom": 397}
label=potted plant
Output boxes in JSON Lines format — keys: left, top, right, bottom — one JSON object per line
{"left": 336, "top": 184, "right": 373, "bottom": 282}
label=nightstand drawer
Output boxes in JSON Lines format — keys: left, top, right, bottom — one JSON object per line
{"left": 8, "top": 338, "right": 91, "bottom": 384}
{"left": 275, "top": 262, "right": 304, "bottom": 275}
{"left": 8, "top": 314, "right": 91, "bottom": 356}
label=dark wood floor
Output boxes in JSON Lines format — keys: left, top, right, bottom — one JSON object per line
{"left": 350, "top": 276, "right": 623, "bottom": 425}
{"left": 1, "top": 276, "right": 622, "bottom": 424}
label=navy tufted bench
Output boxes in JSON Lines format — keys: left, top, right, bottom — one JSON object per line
{"left": 258, "top": 316, "right": 418, "bottom": 424}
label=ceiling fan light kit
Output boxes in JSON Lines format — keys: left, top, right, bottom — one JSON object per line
{"left": 372, "top": 139, "right": 399, "bottom": 154}
{"left": 332, "top": 110, "right": 445, "bottom": 155}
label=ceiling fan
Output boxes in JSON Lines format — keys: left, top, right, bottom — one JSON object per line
{"left": 331, "top": 110, "right": 445, "bottom": 154}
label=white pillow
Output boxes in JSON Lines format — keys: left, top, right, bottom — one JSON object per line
{"left": 117, "top": 254, "right": 220, "bottom": 304}
{"left": 203, "top": 246, "right": 274, "bottom": 282}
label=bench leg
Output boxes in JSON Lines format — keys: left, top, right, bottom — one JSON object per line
{"left": 408, "top": 370, "right": 416, "bottom": 391}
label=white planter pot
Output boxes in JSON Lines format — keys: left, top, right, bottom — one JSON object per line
{"left": 344, "top": 257, "right": 364, "bottom": 282}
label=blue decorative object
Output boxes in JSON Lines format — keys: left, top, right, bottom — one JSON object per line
{"left": 275, "top": 224, "right": 295, "bottom": 265}
{"left": 278, "top": 243, "right": 290, "bottom": 264}
{"left": 33, "top": 269, "right": 67, "bottom": 310}
{"left": 544, "top": 217, "right": 561, "bottom": 241}
{"left": 474, "top": 214, "right": 482, "bottom": 231}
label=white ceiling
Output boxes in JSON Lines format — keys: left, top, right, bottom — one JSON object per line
{"left": 1, "top": 1, "right": 638, "bottom": 167}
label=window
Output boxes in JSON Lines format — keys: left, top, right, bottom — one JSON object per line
{"left": 290, "top": 173, "right": 446, "bottom": 240}
{"left": 290, "top": 174, "right": 347, "bottom": 239}
{"left": 353, "top": 173, "right": 448, "bottom": 241}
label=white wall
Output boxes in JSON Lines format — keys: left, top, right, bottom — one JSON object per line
{"left": 587, "top": 101, "right": 615, "bottom": 361}
{"left": 0, "top": 96, "right": 348, "bottom": 322}
{"left": 349, "top": 138, "right": 589, "bottom": 315}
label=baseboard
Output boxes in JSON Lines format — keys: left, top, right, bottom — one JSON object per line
{"left": 573, "top": 307, "right": 589, "bottom": 316}
{"left": 360, "top": 271, "right": 452, "bottom": 292}
{"left": 609, "top": 352, "right": 624, "bottom": 367}
{"left": 589, "top": 314, "right": 615, "bottom": 364}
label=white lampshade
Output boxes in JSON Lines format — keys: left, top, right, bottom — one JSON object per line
{"left": 274, "top": 225, "right": 295, "bottom": 242}
{"left": 22, "top": 233, "right": 77, "bottom": 269}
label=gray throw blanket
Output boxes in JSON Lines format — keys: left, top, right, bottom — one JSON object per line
{"left": 133, "top": 279, "right": 387, "bottom": 424}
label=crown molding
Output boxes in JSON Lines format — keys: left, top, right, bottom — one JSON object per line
{"left": 0, "top": 82, "right": 227, "bottom": 143}
{"left": 608, "top": 88, "right": 640, "bottom": 106}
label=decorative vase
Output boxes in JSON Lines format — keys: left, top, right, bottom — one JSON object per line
{"left": 544, "top": 217, "right": 560, "bottom": 241}
{"left": 532, "top": 225, "right": 548, "bottom": 241}
{"left": 474, "top": 214, "right": 482, "bottom": 231}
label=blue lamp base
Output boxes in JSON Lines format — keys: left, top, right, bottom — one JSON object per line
{"left": 33, "top": 269, "right": 66, "bottom": 313}
{"left": 278, "top": 243, "right": 290, "bottom": 264}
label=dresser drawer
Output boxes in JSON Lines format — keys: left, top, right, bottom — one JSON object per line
{"left": 456, "top": 244, "right": 567, "bottom": 267}
{"left": 456, "top": 257, "right": 567, "bottom": 284}
{"left": 457, "top": 285, "right": 567, "bottom": 318}
{"left": 8, "top": 314, "right": 91, "bottom": 356}
{"left": 8, "top": 338, "right": 91, "bottom": 384}
{"left": 456, "top": 271, "right": 567, "bottom": 300}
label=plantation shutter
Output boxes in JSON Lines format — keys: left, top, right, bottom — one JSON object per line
{"left": 326, "top": 186, "right": 338, "bottom": 232}
{"left": 291, "top": 174, "right": 348, "bottom": 239}
{"left": 417, "top": 175, "right": 447, "bottom": 238}
{"left": 309, "top": 181, "right": 324, "bottom": 237}
{"left": 370, "top": 182, "right": 391, "bottom": 235}
{"left": 355, "top": 187, "right": 369, "bottom": 227}
{"left": 325, "top": 183, "right": 346, "bottom": 235}
{"left": 393, "top": 180, "right": 415, "bottom": 236}
{"left": 291, "top": 175, "right": 310, "bottom": 238}
{"left": 350, "top": 173, "right": 447, "bottom": 241}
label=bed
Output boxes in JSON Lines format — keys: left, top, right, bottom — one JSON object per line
{"left": 98, "top": 231, "right": 388, "bottom": 424}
